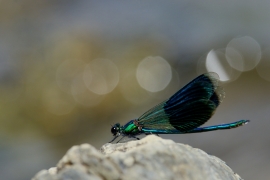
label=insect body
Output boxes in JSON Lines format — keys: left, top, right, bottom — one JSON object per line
{"left": 109, "top": 73, "right": 249, "bottom": 143}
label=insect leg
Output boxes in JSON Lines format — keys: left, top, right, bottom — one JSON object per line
{"left": 116, "top": 135, "right": 126, "bottom": 143}
{"left": 108, "top": 135, "right": 120, "bottom": 143}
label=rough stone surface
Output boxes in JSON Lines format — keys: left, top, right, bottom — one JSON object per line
{"left": 32, "top": 135, "right": 242, "bottom": 180}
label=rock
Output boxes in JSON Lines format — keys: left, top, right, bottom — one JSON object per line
{"left": 32, "top": 135, "right": 242, "bottom": 180}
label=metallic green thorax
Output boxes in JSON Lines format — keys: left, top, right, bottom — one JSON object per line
{"left": 121, "top": 120, "right": 140, "bottom": 134}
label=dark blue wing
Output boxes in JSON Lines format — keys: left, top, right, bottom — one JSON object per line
{"left": 138, "top": 73, "right": 225, "bottom": 132}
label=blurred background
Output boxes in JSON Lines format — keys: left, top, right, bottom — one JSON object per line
{"left": 1, "top": 1, "right": 270, "bottom": 179}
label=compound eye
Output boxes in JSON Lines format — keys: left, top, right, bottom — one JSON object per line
{"left": 111, "top": 127, "right": 118, "bottom": 135}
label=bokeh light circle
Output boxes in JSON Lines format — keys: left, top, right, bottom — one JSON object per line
{"left": 83, "top": 58, "right": 119, "bottom": 95}
{"left": 206, "top": 50, "right": 231, "bottom": 82}
{"left": 226, "top": 36, "right": 261, "bottom": 71}
{"left": 205, "top": 49, "right": 242, "bottom": 82}
{"left": 136, "top": 56, "right": 172, "bottom": 92}
{"left": 71, "top": 73, "right": 104, "bottom": 107}
{"left": 225, "top": 47, "right": 244, "bottom": 71}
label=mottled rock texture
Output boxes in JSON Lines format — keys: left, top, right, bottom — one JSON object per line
{"left": 32, "top": 135, "right": 242, "bottom": 180}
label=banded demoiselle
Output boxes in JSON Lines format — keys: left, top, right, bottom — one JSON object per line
{"left": 109, "top": 73, "right": 249, "bottom": 143}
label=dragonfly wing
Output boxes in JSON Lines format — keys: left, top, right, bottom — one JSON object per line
{"left": 138, "top": 73, "right": 224, "bottom": 132}
{"left": 165, "top": 99, "right": 217, "bottom": 132}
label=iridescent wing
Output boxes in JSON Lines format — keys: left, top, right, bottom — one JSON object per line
{"left": 138, "top": 73, "right": 225, "bottom": 132}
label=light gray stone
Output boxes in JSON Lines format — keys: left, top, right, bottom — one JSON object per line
{"left": 32, "top": 135, "right": 243, "bottom": 180}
